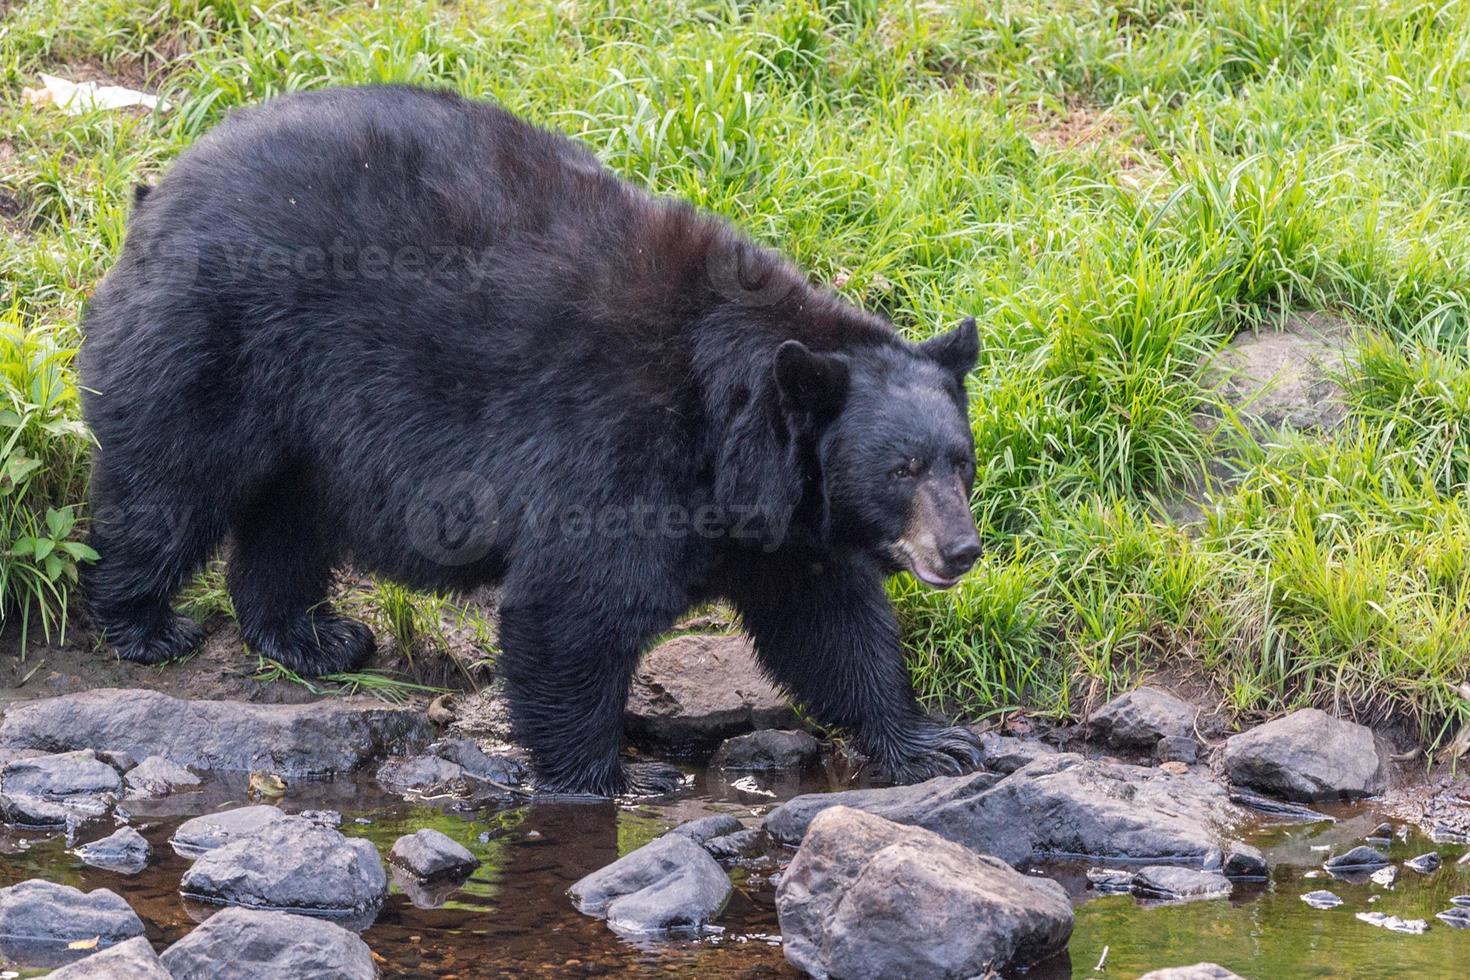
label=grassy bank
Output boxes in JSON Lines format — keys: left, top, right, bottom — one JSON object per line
{"left": 2, "top": 0, "right": 1468, "bottom": 746}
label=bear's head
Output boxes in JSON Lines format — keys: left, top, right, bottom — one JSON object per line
{"left": 719, "top": 318, "right": 982, "bottom": 588}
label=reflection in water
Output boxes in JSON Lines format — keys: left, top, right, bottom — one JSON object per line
{"left": 1, "top": 771, "right": 1467, "bottom": 978}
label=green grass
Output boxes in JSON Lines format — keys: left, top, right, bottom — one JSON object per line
{"left": 2, "top": 0, "right": 1469, "bottom": 747}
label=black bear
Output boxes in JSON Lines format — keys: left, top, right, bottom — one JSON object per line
{"left": 81, "top": 86, "right": 985, "bottom": 796}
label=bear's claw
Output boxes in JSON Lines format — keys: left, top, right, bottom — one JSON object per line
{"left": 112, "top": 612, "right": 205, "bottom": 666}
{"left": 252, "top": 611, "right": 375, "bottom": 677}
{"left": 621, "top": 761, "right": 686, "bottom": 797}
{"left": 879, "top": 724, "right": 986, "bottom": 784}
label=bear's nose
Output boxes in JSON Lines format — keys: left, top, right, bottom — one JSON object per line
{"left": 940, "top": 537, "right": 981, "bottom": 574}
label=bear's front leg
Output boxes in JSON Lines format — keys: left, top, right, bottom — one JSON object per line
{"left": 730, "top": 556, "right": 983, "bottom": 783}
{"left": 496, "top": 578, "right": 685, "bottom": 797}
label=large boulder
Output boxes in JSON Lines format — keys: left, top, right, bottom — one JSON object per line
{"left": 159, "top": 907, "right": 376, "bottom": 980}
{"left": 1222, "top": 709, "right": 1389, "bottom": 802}
{"left": 766, "top": 754, "right": 1256, "bottom": 872}
{"left": 179, "top": 815, "right": 387, "bottom": 922}
{"left": 777, "top": 807, "right": 1072, "bottom": 979}
{"left": 0, "top": 880, "right": 145, "bottom": 969}
{"left": 1087, "top": 688, "right": 1197, "bottom": 751}
{"left": 75, "top": 826, "right": 151, "bottom": 874}
{"left": 170, "top": 805, "right": 291, "bottom": 858}
{"left": 569, "top": 831, "right": 732, "bottom": 937}
{"left": 43, "top": 936, "right": 169, "bottom": 979}
{"left": 0, "top": 689, "right": 431, "bottom": 775}
{"left": 625, "top": 635, "right": 798, "bottom": 748}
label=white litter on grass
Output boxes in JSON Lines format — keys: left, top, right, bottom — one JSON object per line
{"left": 21, "top": 74, "right": 168, "bottom": 115}
{"left": 1356, "top": 911, "right": 1429, "bottom": 934}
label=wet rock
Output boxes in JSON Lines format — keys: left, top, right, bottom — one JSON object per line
{"left": 1355, "top": 911, "right": 1428, "bottom": 934}
{"left": 94, "top": 750, "right": 137, "bottom": 774}
{"left": 0, "top": 749, "right": 122, "bottom": 798}
{"left": 1405, "top": 852, "right": 1441, "bottom": 874}
{"left": 180, "top": 815, "right": 387, "bottom": 922}
{"left": 298, "top": 809, "right": 342, "bottom": 829}
{"left": 777, "top": 806, "right": 1072, "bottom": 979}
{"left": 170, "top": 805, "right": 290, "bottom": 859}
{"left": 43, "top": 936, "right": 169, "bottom": 979}
{"left": 1436, "top": 907, "right": 1470, "bottom": 928}
{"left": 1130, "top": 866, "right": 1231, "bottom": 901}
{"left": 0, "top": 792, "right": 73, "bottom": 829}
{"left": 1088, "top": 688, "right": 1197, "bottom": 751}
{"left": 1452, "top": 895, "right": 1470, "bottom": 907}
{"left": 711, "top": 730, "right": 819, "bottom": 771}
{"left": 704, "top": 827, "right": 765, "bottom": 861}
{"left": 1301, "top": 890, "right": 1343, "bottom": 909}
{"left": 766, "top": 754, "right": 1255, "bottom": 872}
{"left": 124, "top": 755, "right": 201, "bottom": 798}
{"left": 668, "top": 813, "right": 743, "bottom": 844}
{"left": 1366, "top": 821, "right": 1393, "bottom": 842}
{"left": 1324, "top": 845, "right": 1390, "bottom": 873}
{"left": 1227, "top": 788, "right": 1334, "bottom": 823}
{"left": 75, "top": 826, "right": 151, "bottom": 874}
{"left": 1086, "top": 868, "right": 1134, "bottom": 893}
{"left": 388, "top": 829, "right": 478, "bottom": 880}
{"left": 159, "top": 907, "right": 375, "bottom": 979}
{"left": 625, "top": 635, "right": 798, "bottom": 748}
{"left": 569, "top": 832, "right": 731, "bottom": 937}
{"left": 1155, "top": 735, "right": 1199, "bottom": 765}
{"left": 376, "top": 754, "right": 470, "bottom": 792}
{"left": 1223, "top": 844, "right": 1268, "bottom": 880}
{"left": 0, "top": 689, "right": 432, "bottom": 775}
{"left": 976, "top": 733, "right": 1055, "bottom": 774}
{"left": 1222, "top": 709, "right": 1388, "bottom": 802}
{"left": 0, "top": 880, "right": 145, "bottom": 969}
{"left": 1370, "top": 865, "right": 1397, "bottom": 887}
{"left": 1138, "top": 965, "right": 1246, "bottom": 980}
{"left": 426, "top": 738, "right": 524, "bottom": 784}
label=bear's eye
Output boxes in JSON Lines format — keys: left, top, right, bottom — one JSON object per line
{"left": 890, "top": 458, "right": 924, "bottom": 480}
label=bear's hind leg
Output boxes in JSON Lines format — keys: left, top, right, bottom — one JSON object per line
{"left": 227, "top": 474, "right": 373, "bottom": 677}
{"left": 87, "top": 469, "right": 222, "bottom": 664}
{"left": 498, "top": 585, "right": 682, "bottom": 798}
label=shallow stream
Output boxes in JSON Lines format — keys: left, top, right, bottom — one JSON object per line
{"left": 2, "top": 766, "right": 1466, "bottom": 978}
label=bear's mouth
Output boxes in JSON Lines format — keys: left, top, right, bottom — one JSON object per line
{"left": 890, "top": 541, "right": 963, "bottom": 590}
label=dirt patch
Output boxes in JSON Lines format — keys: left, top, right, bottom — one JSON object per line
{"left": 1028, "top": 102, "right": 1157, "bottom": 175}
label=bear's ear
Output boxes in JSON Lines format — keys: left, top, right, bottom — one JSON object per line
{"left": 919, "top": 317, "right": 979, "bottom": 380}
{"left": 773, "top": 340, "right": 850, "bottom": 419}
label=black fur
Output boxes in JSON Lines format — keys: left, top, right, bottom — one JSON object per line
{"left": 80, "top": 86, "right": 984, "bottom": 796}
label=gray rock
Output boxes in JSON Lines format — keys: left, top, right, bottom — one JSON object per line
{"left": 1208, "top": 311, "right": 1352, "bottom": 432}
{"left": 170, "top": 805, "right": 290, "bottom": 859}
{"left": 668, "top": 813, "right": 743, "bottom": 844}
{"left": 0, "top": 792, "right": 73, "bottom": 829}
{"left": 711, "top": 730, "right": 819, "bottom": 771}
{"left": 426, "top": 738, "right": 524, "bottom": 784}
{"left": 776, "top": 806, "right": 1072, "bottom": 979}
{"left": 0, "top": 880, "right": 145, "bottom": 969}
{"left": 1222, "top": 708, "right": 1388, "bottom": 802}
{"left": 975, "top": 733, "right": 1055, "bottom": 774}
{"left": 124, "top": 756, "right": 201, "bottom": 797}
{"left": 1405, "top": 852, "right": 1441, "bottom": 874}
{"left": 0, "top": 749, "right": 122, "bottom": 798}
{"left": 95, "top": 751, "right": 138, "bottom": 774}
{"left": 75, "top": 826, "right": 151, "bottom": 874}
{"left": 1437, "top": 907, "right": 1470, "bottom": 928}
{"left": 569, "top": 831, "right": 731, "bottom": 937}
{"left": 1088, "top": 688, "right": 1198, "bottom": 750}
{"left": 1130, "top": 866, "right": 1232, "bottom": 901}
{"left": 159, "top": 907, "right": 375, "bottom": 979}
{"left": 43, "top": 936, "right": 169, "bottom": 979}
{"left": 625, "top": 634, "right": 798, "bottom": 748}
{"left": 1224, "top": 844, "right": 1268, "bottom": 880}
{"left": 1138, "top": 965, "right": 1246, "bottom": 980}
{"left": 1228, "top": 788, "right": 1335, "bottom": 823}
{"left": 1324, "top": 845, "right": 1390, "bottom": 872}
{"left": 766, "top": 754, "right": 1256, "bottom": 872}
{"left": 180, "top": 815, "right": 387, "bottom": 921}
{"left": 1301, "top": 890, "right": 1344, "bottom": 909}
{"left": 389, "top": 829, "right": 477, "bottom": 881}
{"left": 0, "top": 689, "right": 431, "bottom": 776}
{"left": 1155, "top": 735, "right": 1199, "bottom": 765}
{"left": 376, "top": 754, "right": 469, "bottom": 792}
{"left": 704, "top": 828, "right": 765, "bottom": 860}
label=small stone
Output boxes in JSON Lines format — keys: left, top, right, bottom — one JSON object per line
{"left": 1228, "top": 789, "right": 1334, "bottom": 824}
{"left": 1159, "top": 761, "right": 1190, "bottom": 776}
{"left": 298, "top": 809, "right": 342, "bottom": 828}
{"left": 75, "top": 827, "right": 151, "bottom": 875}
{"left": 1155, "top": 735, "right": 1199, "bottom": 765}
{"left": 1366, "top": 821, "right": 1393, "bottom": 842}
{"left": 0, "top": 793, "right": 72, "bottom": 829}
{"left": 1130, "top": 866, "right": 1231, "bottom": 901}
{"left": 1224, "top": 845, "right": 1268, "bottom": 880}
{"left": 1404, "top": 852, "right": 1441, "bottom": 875}
{"left": 0, "top": 750, "right": 122, "bottom": 799}
{"left": 388, "top": 829, "right": 478, "bottom": 881}
{"left": 1086, "top": 868, "right": 1134, "bottom": 893}
{"left": 1436, "top": 907, "right": 1470, "bottom": 928}
{"left": 1324, "top": 845, "right": 1389, "bottom": 872}
{"left": 569, "top": 832, "right": 731, "bottom": 937}
{"left": 1138, "top": 965, "right": 1245, "bottom": 980}
{"left": 625, "top": 634, "right": 798, "bottom": 749}
{"left": 975, "top": 733, "right": 1056, "bottom": 774}
{"left": 124, "top": 756, "right": 201, "bottom": 798}
{"left": 42, "top": 936, "right": 169, "bottom": 979}
{"left": 376, "top": 755, "right": 470, "bottom": 793}
{"left": 1301, "top": 890, "right": 1343, "bottom": 909}
{"left": 668, "top": 813, "right": 743, "bottom": 845}
{"left": 711, "top": 730, "right": 819, "bottom": 771}
{"left": 704, "top": 828, "right": 764, "bottom": 861}
{"left": 426, "top": 738, "right": 524, "bottom": 785}
{"left": 1222, "top": 709, "right": 1388, "bottom": 802}
{"left": 1452, "top": 895, "right": 1470, "bottom": 907}
{"left": 1088, "top": 688, "right": 1198, "bottom": 751}
{"left": 1370, "top": 865, "right": 1397, "bottom": 887}
{"left": 1355, "top": 911, "right": 1428, "bottom": 934}
{"left": 159, "top": 907, "right": 375, "bottom": 979}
